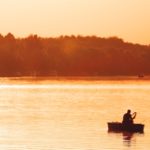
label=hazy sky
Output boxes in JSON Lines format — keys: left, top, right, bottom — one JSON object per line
{"left": 0, "top": 0, "right": 150, "bottom": 44}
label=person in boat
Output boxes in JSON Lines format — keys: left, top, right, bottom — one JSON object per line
{"left": 122, "top": 109, "right": 136, "bottom": 125}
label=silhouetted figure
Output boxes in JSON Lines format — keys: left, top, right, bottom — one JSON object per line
{"left": 122, "top": 110, "right": 136, "bottom": 125}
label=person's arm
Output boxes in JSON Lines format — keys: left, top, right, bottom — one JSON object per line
{"left": 132, "top": 112, "right": 137, "bottom": 119}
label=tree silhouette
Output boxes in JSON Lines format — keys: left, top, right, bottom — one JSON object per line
{"left": 0, "top": 33, "right": 149, "bottom": 76}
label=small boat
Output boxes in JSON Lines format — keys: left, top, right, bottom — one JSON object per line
{"left": 108, "top": 122, "right": 144, "bottom": 133}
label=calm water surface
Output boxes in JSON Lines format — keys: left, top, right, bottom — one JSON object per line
{"left": 0, "top": 77, "right": 150, "bottom": 150}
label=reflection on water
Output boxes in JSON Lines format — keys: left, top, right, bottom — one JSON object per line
{"left": 107, "top": 131, "right": 134, "bottom": 148}
{"left": 123, "top": 132, "right": 133, "bottom": 141}
{"left": 0, "top": 78, "right": 149, "bottom": 150}
{"left": 122, "top": 132, "right": 134, "bottom": 147}
{"left": 107, "top": 131, "right": 145, "bottom": 149}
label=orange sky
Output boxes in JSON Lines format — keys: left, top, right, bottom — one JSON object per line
{"left": 0, "top": 0, "right": 150, "bottom": 44}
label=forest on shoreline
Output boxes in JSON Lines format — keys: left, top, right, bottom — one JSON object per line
{"left": 0, "top": 33, "right": 150, "bottom": 77}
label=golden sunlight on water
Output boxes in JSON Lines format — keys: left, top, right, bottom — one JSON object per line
{"left": 0, "top": 78, "right": 150, "bottom": 149}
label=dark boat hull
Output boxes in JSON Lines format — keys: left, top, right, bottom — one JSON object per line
{"left": 108, "top": 122, "right": 144, "bottom": 133}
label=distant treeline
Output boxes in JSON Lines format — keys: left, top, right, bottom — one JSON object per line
{"left": 0, "top": 33, "right": 150, "bottom": 76}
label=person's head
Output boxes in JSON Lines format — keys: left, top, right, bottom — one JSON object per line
{"left": 127, "top": 109, "right": 131, "bottom": 114}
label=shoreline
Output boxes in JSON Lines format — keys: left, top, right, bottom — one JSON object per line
{"left": 1, "top": 75, "right": 150, "bottom": 81}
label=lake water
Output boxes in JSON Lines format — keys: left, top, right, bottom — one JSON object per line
{"left": 0, "top": 77, "right": 150, "bottom": 150}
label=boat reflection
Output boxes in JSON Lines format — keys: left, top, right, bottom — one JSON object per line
{"left": 108, "top": 130, "right": 144, "bottom": 147}
{"left": 122, "top": 132, "right": 134, "bottom": 147}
